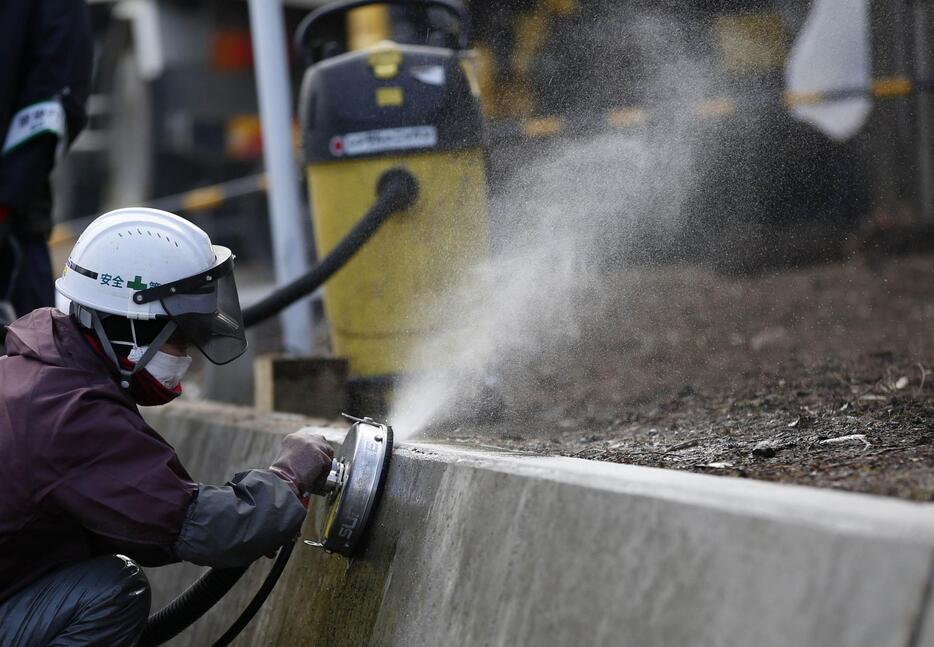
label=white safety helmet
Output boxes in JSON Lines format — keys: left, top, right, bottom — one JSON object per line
{"left": 56, "top": 208, "right": 247, "bottom": 385}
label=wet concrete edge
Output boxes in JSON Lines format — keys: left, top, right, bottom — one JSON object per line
{"left": 145, "top": 400, "right": 934, "bottom": 647}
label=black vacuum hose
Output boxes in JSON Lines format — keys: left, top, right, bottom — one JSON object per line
{"left": 139, "top": 539, "right": 295, "bottom": 647}
{"left": 138, "top": 565, "right": 248, "bottom": 647}
{"left": 138, "top": 169, "right": 417, "bottom": 646}
{"left": 210, "top": 539, "right": 296, "bottom": 647}
{"left": 242, "top": 168, "right": 419, "bottom": 328}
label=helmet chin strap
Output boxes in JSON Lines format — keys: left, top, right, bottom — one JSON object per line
{"left": 80, "top": 306, "right": 178, "bottom": 390}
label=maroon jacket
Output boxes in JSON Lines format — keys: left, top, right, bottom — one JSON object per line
{"left": 0, "top": 309, "right": 197, "bottom": 602}
{"left": 0, "top": 309, "right": 306, "bottom": 604}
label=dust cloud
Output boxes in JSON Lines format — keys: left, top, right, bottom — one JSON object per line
{"left": 389, "top": 8, "right": 742, "bottom": 437}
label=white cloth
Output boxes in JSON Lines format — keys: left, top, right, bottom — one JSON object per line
{"left": 785, "top": 0, "right": 872, "bottom": 141}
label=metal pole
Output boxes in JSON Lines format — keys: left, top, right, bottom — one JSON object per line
{"left": 247, "top": 0, "right": 314, "bottom": 355}
{"left": 869, "top": 0, "right": 904, "bottom": 221}
{"left": 914, "top": 0, "right": 934, "bottom": 222}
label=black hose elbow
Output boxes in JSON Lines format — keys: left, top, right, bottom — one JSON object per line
{"left": 242, "top": 168, "right": 419, "bottom": 328}
{"left": 377, "top": 168, "right": 419, "bottom": 214}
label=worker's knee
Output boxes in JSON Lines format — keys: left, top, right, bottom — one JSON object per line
{"left": 0, "top": 554, "right": 151, "bottom": 647}
{"left": 62, "top": 554, "right": 152, "bottom": 645}
{"left": 90, "top": 555, "right": 152, "bottom": 630}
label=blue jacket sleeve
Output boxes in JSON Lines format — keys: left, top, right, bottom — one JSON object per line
{"left": 174, "top": 470, "right": 307, "bottom": 568}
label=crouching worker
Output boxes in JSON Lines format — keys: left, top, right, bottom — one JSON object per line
{"left": 0, "top": 208, "right": 332, "bottom": 645}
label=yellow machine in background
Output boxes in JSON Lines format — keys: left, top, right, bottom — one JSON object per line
{"left": 296, "top": 0, "right": 488, "bottom": 393}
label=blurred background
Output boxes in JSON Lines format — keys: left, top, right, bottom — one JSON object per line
{"left": 52, "top": 1, "right": 929, "bottom": 245}
{"left": 45, "top": 1, "right": 934, "bottom": 436}
{"left": 52, "top": 0, "right": 922, "bottom": 252}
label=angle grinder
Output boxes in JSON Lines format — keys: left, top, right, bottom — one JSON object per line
{"left": 139, "top": 416, "right": 393, "bottom": 646}
{"left": 304, "top": 415, "right": 393, "bottom": 556}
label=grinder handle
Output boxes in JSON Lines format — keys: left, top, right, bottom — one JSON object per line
{"left": 301, "top": 459, "right": 344, "bottom": 507}
{"left": 323, "top": 459, "right": 346, "bottom": 493}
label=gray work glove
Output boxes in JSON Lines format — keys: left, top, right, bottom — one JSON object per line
{"left": 269, "top": 430, "right": 334, "bottom": 498}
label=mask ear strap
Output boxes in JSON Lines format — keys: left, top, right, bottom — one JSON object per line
{"left": 88, "top": 309, "right": 134, "bottom": 390}
{"left": 84, "top": 307, "right": 178, "bottom": 389}
{"left": 130, "top": 321, "right": 178, "bottom": 377}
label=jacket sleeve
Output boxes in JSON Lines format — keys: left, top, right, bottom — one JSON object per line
{"left": 174, "top": 470, "right": 308, "bottom": 568}
{"left": 0, "top": 0, "right": 92, "bottom": 215}
{"left": 33, "top": 381, "right": 306, "bottom": 569}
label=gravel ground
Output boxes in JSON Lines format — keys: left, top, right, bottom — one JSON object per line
{"left": 432, "top": 250, "right": 934, "bottom": 501}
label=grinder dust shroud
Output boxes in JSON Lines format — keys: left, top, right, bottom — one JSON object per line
{"left": 307, "top": 416, "right": 394, "bottom": 555}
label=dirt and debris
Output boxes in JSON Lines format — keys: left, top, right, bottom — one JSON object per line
{"left": 429, "top": 251, "right": 934, "bottom": 501}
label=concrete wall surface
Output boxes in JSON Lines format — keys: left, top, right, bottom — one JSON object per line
{"left": 145, "top": 400, "right": 934, "bottom": 647}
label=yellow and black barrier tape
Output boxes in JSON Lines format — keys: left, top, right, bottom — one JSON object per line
{"left": 784, "top": 75, "right": 914, "bottom": 107}
{"left": 521, "top": 116, "right": 564, "bottom": 138}
{"left": 607, "top": 108, "right": 648, "bottom": 127}
{"left": 52, "top": 173, "right": 269, "bottom": 247}
{"left": 168, "top": 173, "right": 268, "bottom": 214}
{"left": 498, "top": 75, "right": 925, "bottom": 140}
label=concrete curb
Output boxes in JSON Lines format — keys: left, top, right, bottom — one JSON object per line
{"left": 145, "top": 401, "right": 934, "bottom": 647}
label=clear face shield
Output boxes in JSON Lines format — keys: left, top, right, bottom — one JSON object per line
{"left": 132, "top": 247, "right": 248, "bottom": 365}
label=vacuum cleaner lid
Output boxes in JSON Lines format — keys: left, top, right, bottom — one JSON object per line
{"left": 313, "top": 418, "right": 393, "bottom": 557}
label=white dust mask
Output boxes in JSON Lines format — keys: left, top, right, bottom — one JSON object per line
{"left": 128, "top": 346, "right": 193, "bottom": 388}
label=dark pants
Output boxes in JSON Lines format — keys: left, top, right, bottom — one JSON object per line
{"left": 0, "top": 555, "right": 151, "bottom": 647}
{"left": 0, "top": 235, "right": 55, "bottom": 317}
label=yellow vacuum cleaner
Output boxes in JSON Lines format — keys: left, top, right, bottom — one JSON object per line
{"left": 295, "top": 0, "right": 489, "bottom": 399}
